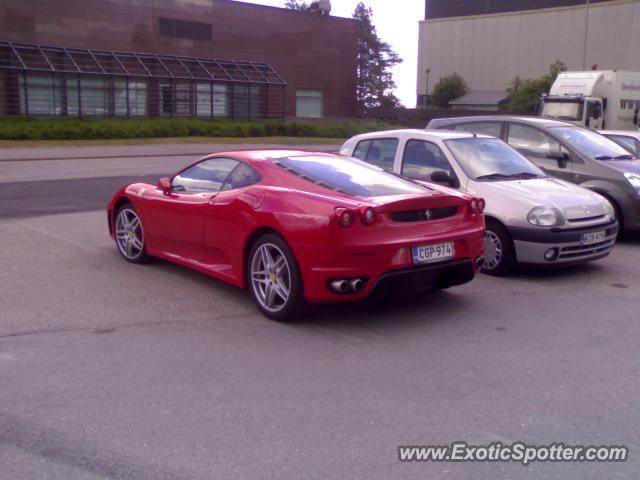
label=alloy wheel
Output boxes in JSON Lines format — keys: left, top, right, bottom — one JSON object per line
{"left": 115, "top": 208, "right": 145, "bottom": 260}
{"left": 250, "top": 243, "right": 291, "bottom": 313}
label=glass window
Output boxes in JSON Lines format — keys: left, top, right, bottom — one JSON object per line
{"left": 401, "top": 139, "right": 453, "bottom": 181}
{"left": 605, "top": 134, "right": 640, "bottom": 156}
{"left": 352, "top": 140, "right": 372, "bottom": 160}
{"left": 79, "top": 77, "right": 109, "bottom": 116}
{"left": 172, "top": 158, "right": 239, "bottom": 193}
{"left": 275, "top": 155, "right": 429, "bottom": 198}
{"left": 196, "top": 83, "right": 211, "bottom": 117}
{"left": 353, "top": 138, "right": 398, "bottom": 171}
{"left": 114, "top": 80, "right": 147, "bottom": 116}
{"left": 222, "top": 163, "right": 261, "bottom": 191}
{"left": 19, "top": 74, "right": 64, "bottom": 115}
{"left": 452, "top": 122, "right": 502, "bottom": 137}
{"left": 175, "top": 82, "right": 191, "bottom": 116}
{"left": 540, "top": 101, "right": 584, "bottom": 121}
{"left": 233, "top": 85, "right": 259, "bottom": 119}
{"left": 128, "top": 81, "right": 147, "bottom": 116}
{"left": 296, "top": 89, "right": 324, "bottom": 118}
{"left": 445, "top": 138, "right": 545, "bottom": 181}
{"left": 550, "top": 126, "right": 633, "bottom": 159}
{"left": 507, "top": 123, "right": 562, "bottom": 157}
{"left": 213, "top": 84, "right": 229, "bottom": 118}
{"left": 160, "top": 82, "right": 173, "bottom": 116}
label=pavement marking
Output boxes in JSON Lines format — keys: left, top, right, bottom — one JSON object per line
{"left": 19, "top": 222, "right": 97, "bottom": 252}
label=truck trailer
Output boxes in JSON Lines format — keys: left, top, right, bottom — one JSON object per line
{"left": 539, "top": 70, "right": 640, "bottom": 131}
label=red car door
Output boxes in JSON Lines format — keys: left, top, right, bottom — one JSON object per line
{"left": 203, "top": 161, "right": 263, "bottom": 282}
{"left": 143, "top": 189, "right": 212, "bottom": 261}
{"left": 142, "top": 157, "right": 240, "bottom": 262}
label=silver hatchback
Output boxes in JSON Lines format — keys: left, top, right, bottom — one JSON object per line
{"left": 340, "top": 129, "right": 618, "bottom": 275}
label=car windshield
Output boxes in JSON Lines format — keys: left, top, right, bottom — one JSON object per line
{"left": 444, "top": 137, "right": 545, "bottom": 181}
{"left": 275, "top": 155, "right": 429, "bottom": 198}
{"left": 550, "top": 126, "right": 635, "bottom": 159}
{"left": 541, "top": 101, "right": 583, "bottom": 121}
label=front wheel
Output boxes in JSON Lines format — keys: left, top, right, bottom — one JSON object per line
{"left": 114, "top": 203, "right": 149, "bottom": 264}
{"left": 247, "top": 234, "right": 305, "bottom": 321}
{"left": 481, "top": 221, "right": 516, "bottom": 276}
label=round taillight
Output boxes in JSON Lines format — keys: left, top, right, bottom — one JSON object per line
{"left": 335, "top": 207, "right": 355, "bottom": 227}
{"left": 470, "top": 199, "right": 478, "bottom": 212}
{"left": 360, "top": 206, "right": 376, "bottom": 225}
{"left": 477, "top": 198, "right": 486, "bottom": 213}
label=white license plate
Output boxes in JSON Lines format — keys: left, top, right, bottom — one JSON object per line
{"left": 581, "top": 231, "right": 606, "bottom": 245}
{"left": 412, "top": 242, "right": 454, "bottom": 264}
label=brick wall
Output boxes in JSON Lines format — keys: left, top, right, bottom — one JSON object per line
{"left": 0, "top": 0, "right": 358, "bottom": 117}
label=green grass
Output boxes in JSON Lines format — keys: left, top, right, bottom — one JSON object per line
{"left": 0, "top": 136, "right": 345, "bottom": 148}
{"left": 0, "top": 117, "right": 396, "bottom": 142}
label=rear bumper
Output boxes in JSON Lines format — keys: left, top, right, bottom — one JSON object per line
{"left": 293, "top": 227, "right": 484, "bottom": 303}
{"left": 509, "top": 220, "right": 617, "bottom": 265}
{"left": 371, "top": 259, "right": 476, "bottom": 297}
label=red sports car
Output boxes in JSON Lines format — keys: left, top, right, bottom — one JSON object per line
{"left": 107, "top": 150, "right": 485, "bottom": 321}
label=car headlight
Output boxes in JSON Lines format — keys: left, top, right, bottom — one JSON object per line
{"left": 624, "top": 172, "right": 640, "bottom": 194}
{"left": 601, "top": 197, "right": 616, "bottom": 221}
{"left": 527, "top": 206, "right": 565, "bottom": 226}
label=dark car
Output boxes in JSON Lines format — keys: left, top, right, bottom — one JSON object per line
{"left": 427, "top": 116, "right": 640, "bottom": 232}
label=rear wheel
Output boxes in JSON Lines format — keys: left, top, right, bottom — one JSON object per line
{"left": 115, "top": 203, "right": 149, "bottom": 263}
{"left": 247, "top": 234, "right": 304, "bottom": 321}
{"left": 481, "top": 220, "right": 516, "bottom": 276}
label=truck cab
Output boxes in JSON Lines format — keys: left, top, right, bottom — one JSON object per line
{"left": 540, "top": 94, "right": 603, "bottom": 130}
{"left": 539, "top": 70, "right": 640, "bottom": 131}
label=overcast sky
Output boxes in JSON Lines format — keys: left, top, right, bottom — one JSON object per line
{"left": 237, "top": 0, "right": 424, "bottom": 107}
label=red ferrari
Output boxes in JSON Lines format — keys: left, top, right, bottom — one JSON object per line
{"left": 107, "top": 150, "right": 485, "bottom": 320}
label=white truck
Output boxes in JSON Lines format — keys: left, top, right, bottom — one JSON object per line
{"left": 539, "top": 70, "right": 640, "bottom": 131}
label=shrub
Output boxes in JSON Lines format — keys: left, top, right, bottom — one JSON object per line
{"left": 504, "top": 61, "right": 567, "bottom": 113}
{"left": 430, "top": 73, "right": 468, "bottom": 108}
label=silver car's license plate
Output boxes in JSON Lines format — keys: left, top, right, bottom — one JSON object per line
{"left": 412, "top": 242, "right": 454, "bottom": 265}
{"left": 581, "top": 230, "right": 606, "bottom": 245}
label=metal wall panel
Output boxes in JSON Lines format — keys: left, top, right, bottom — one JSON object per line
{"left": 426, "top": 0, "right": 615, "bottom": 19}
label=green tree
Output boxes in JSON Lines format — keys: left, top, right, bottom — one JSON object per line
{"left": 284, "top": 0, "right": 310, "bottom": 11}
{"left": 505, "top": 61, "right": 566, "bottom": 113}
{"left": 430, "top": 73, "right": 468, "bottom": 108}
{"left": 353, "top": 2, "right": 403, "bottom": 110}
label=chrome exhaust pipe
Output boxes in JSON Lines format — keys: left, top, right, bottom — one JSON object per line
{"left": 330, "top": 279, "right": 349, "bottom": 293}
{"left": 349, "top": 278, "right": 364, "bottom": 292}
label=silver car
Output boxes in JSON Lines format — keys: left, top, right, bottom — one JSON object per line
{"left": 340, "top": 129, "right": 618, "bottom": 275}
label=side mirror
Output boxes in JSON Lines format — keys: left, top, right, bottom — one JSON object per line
{"left": 430, "top": 170, "right": 458, "bottom": 187}
{"left": 546, "top": 151, "right": 569, "bottom": 169}
{"left": 157, "top": 177, "right": 171, "bottom": 194}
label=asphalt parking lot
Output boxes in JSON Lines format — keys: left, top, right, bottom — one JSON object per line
{"left": 1, "top": 145, "right": 639, "bottom": 479}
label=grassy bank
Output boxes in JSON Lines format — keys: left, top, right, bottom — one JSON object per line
{"left": 0, "top": 136, "right": 345, "bottom": 148}
{"left": 0, "top": 117, "right": 395, "bottom": 141}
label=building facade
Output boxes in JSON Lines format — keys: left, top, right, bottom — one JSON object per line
{"left": 0, "top": 0, "right": 358, "bottom": 119}
{"left": 417, "top": 0, "right": 640, "bottom": 106}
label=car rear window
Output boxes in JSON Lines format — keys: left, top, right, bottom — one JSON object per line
{"left": 275, "top": 155, "right": 429, "bottom": 198}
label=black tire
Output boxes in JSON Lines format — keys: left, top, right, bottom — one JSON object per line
{"left": 481, "top": 220, "right": 516, "bottom": 276}
{"left": 247, "top": 233, "right": 305, "bottom": 322}
{"left": 605, "top": 196, "right": 624, "bottom": 236}
{"left": 114, "top": 203, "right": 149, "bottom": 264}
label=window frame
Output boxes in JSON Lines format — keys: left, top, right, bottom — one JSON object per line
{"left": 295, "top": 89, "right": 324, "bottom": 118}
{"left": 506, "top": 122, "right": 566, "bottom": 159}
{"left": 170, "top": 157, "right": 241, "bottom": 193}
{"left": 352, "top": 137, "right": 400, "bottom": 171}
{"left": 221, "top": 161, "right": 262, "bottom": 192}
{"left": 401, "top": 138, "right": 460, "bottom": 186}
{"left": 452, "top": 121, "right": 506, "bottom": 139}
{"left": 604, "top": 134, "right": 640, "bottom": 156}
